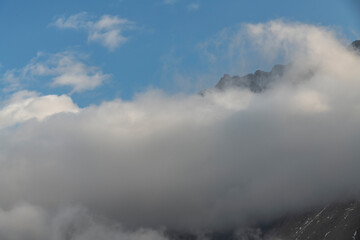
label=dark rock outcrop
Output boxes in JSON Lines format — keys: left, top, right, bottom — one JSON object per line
{"left": 351, "top": 40, "right": 360, "bottom": 53}
{"left": 213, "top": 40, "right": 360, "bottom": 93}
{"left": 215, "top": 64, "right": 286, "bottom": 93}
{"left": 266, "top": 201, "right": 360, "bottom": 240}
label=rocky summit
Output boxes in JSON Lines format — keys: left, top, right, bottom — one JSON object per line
{"left": 351, "top": 40, "right": 360, "bottom": 53}
{"left": 215, "top": 64, "right": 286, "bottom": 93}
{"left": 214, "top": 40, "right": 360, "bottom": 93}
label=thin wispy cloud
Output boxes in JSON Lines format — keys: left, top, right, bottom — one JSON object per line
{"left": 53, "top": 12, "right": 89, "bottom": 29}
{"left": 187, "top": 3, "right": 200, "bottom": 11}
{"left": 163, "top": 0, "right": 178, "bottom": 5}
{"left": 53, "top": 13, "right": 135, "bottom": 51}
{"left": 2, "top": 51, "right": 110, "bottom": 93}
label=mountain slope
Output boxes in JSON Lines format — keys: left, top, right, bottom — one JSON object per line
{"left": 266, "top": 201, "right": 360, "bottom": 240}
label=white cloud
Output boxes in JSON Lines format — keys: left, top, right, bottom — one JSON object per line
{"left": 2, "top": 51, "right": 110, "bottom": 93}
{"left": 88, "top": 15, "right": 132, "bottom": 50}
{"left": 53, "top": 13, "right": 135, "bottom": 51}
{"left": 0, "top": 91, "right": 79, "bottom": 129}
{"left": 187, "top": 3, "right": 200, "bottom": 11}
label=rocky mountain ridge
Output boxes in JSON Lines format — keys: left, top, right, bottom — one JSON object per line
{"left": 215, "top": 64, "right": 286, "bottom": 93}
{"left": 214, "top": 40, "right": 360, "bottom": 93}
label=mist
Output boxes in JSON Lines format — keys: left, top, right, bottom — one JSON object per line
{"left": 1, "top": 20, "right": 360, "bottom": 239}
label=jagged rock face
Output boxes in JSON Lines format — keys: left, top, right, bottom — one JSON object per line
{"left": 214, "top": 40, "right": 360, "bottom": 93}
{"left": 266, "top": 201, "right": 360, "bottom": 240}
{"left": 351, "top": 40, "right": 360, "bottom": 52}
{"left": 215, "top": 64, "right": 286, "bottom": 93}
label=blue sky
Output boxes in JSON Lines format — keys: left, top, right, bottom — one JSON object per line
{"left": 0, "top": 0, "right": 359, "bottom": 106}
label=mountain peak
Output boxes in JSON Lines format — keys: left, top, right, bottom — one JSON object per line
{"left": 214, "top": 64, "right": 286, "bottom": 93}
{"left": 350, "top": 40, "right": 360, "bottom": 52}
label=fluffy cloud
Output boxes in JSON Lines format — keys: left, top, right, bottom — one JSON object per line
{"left": 53, "top": 13, "right": 135, "bottom": 51}
{"left": 0, "top": 20, "right": 360, "bottom": 237}
{"left": 2, "top": 51, "right": 110, "bottom": 93}
{"left": 0, "top": 91, "right": 78, "bottom": 129}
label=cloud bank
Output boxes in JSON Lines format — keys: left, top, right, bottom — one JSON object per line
{"left": 0, "top": 204, "right": 167, "bottom": 240}
{"left": 1, "top": 20, "right": 360, "bottom": 239}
